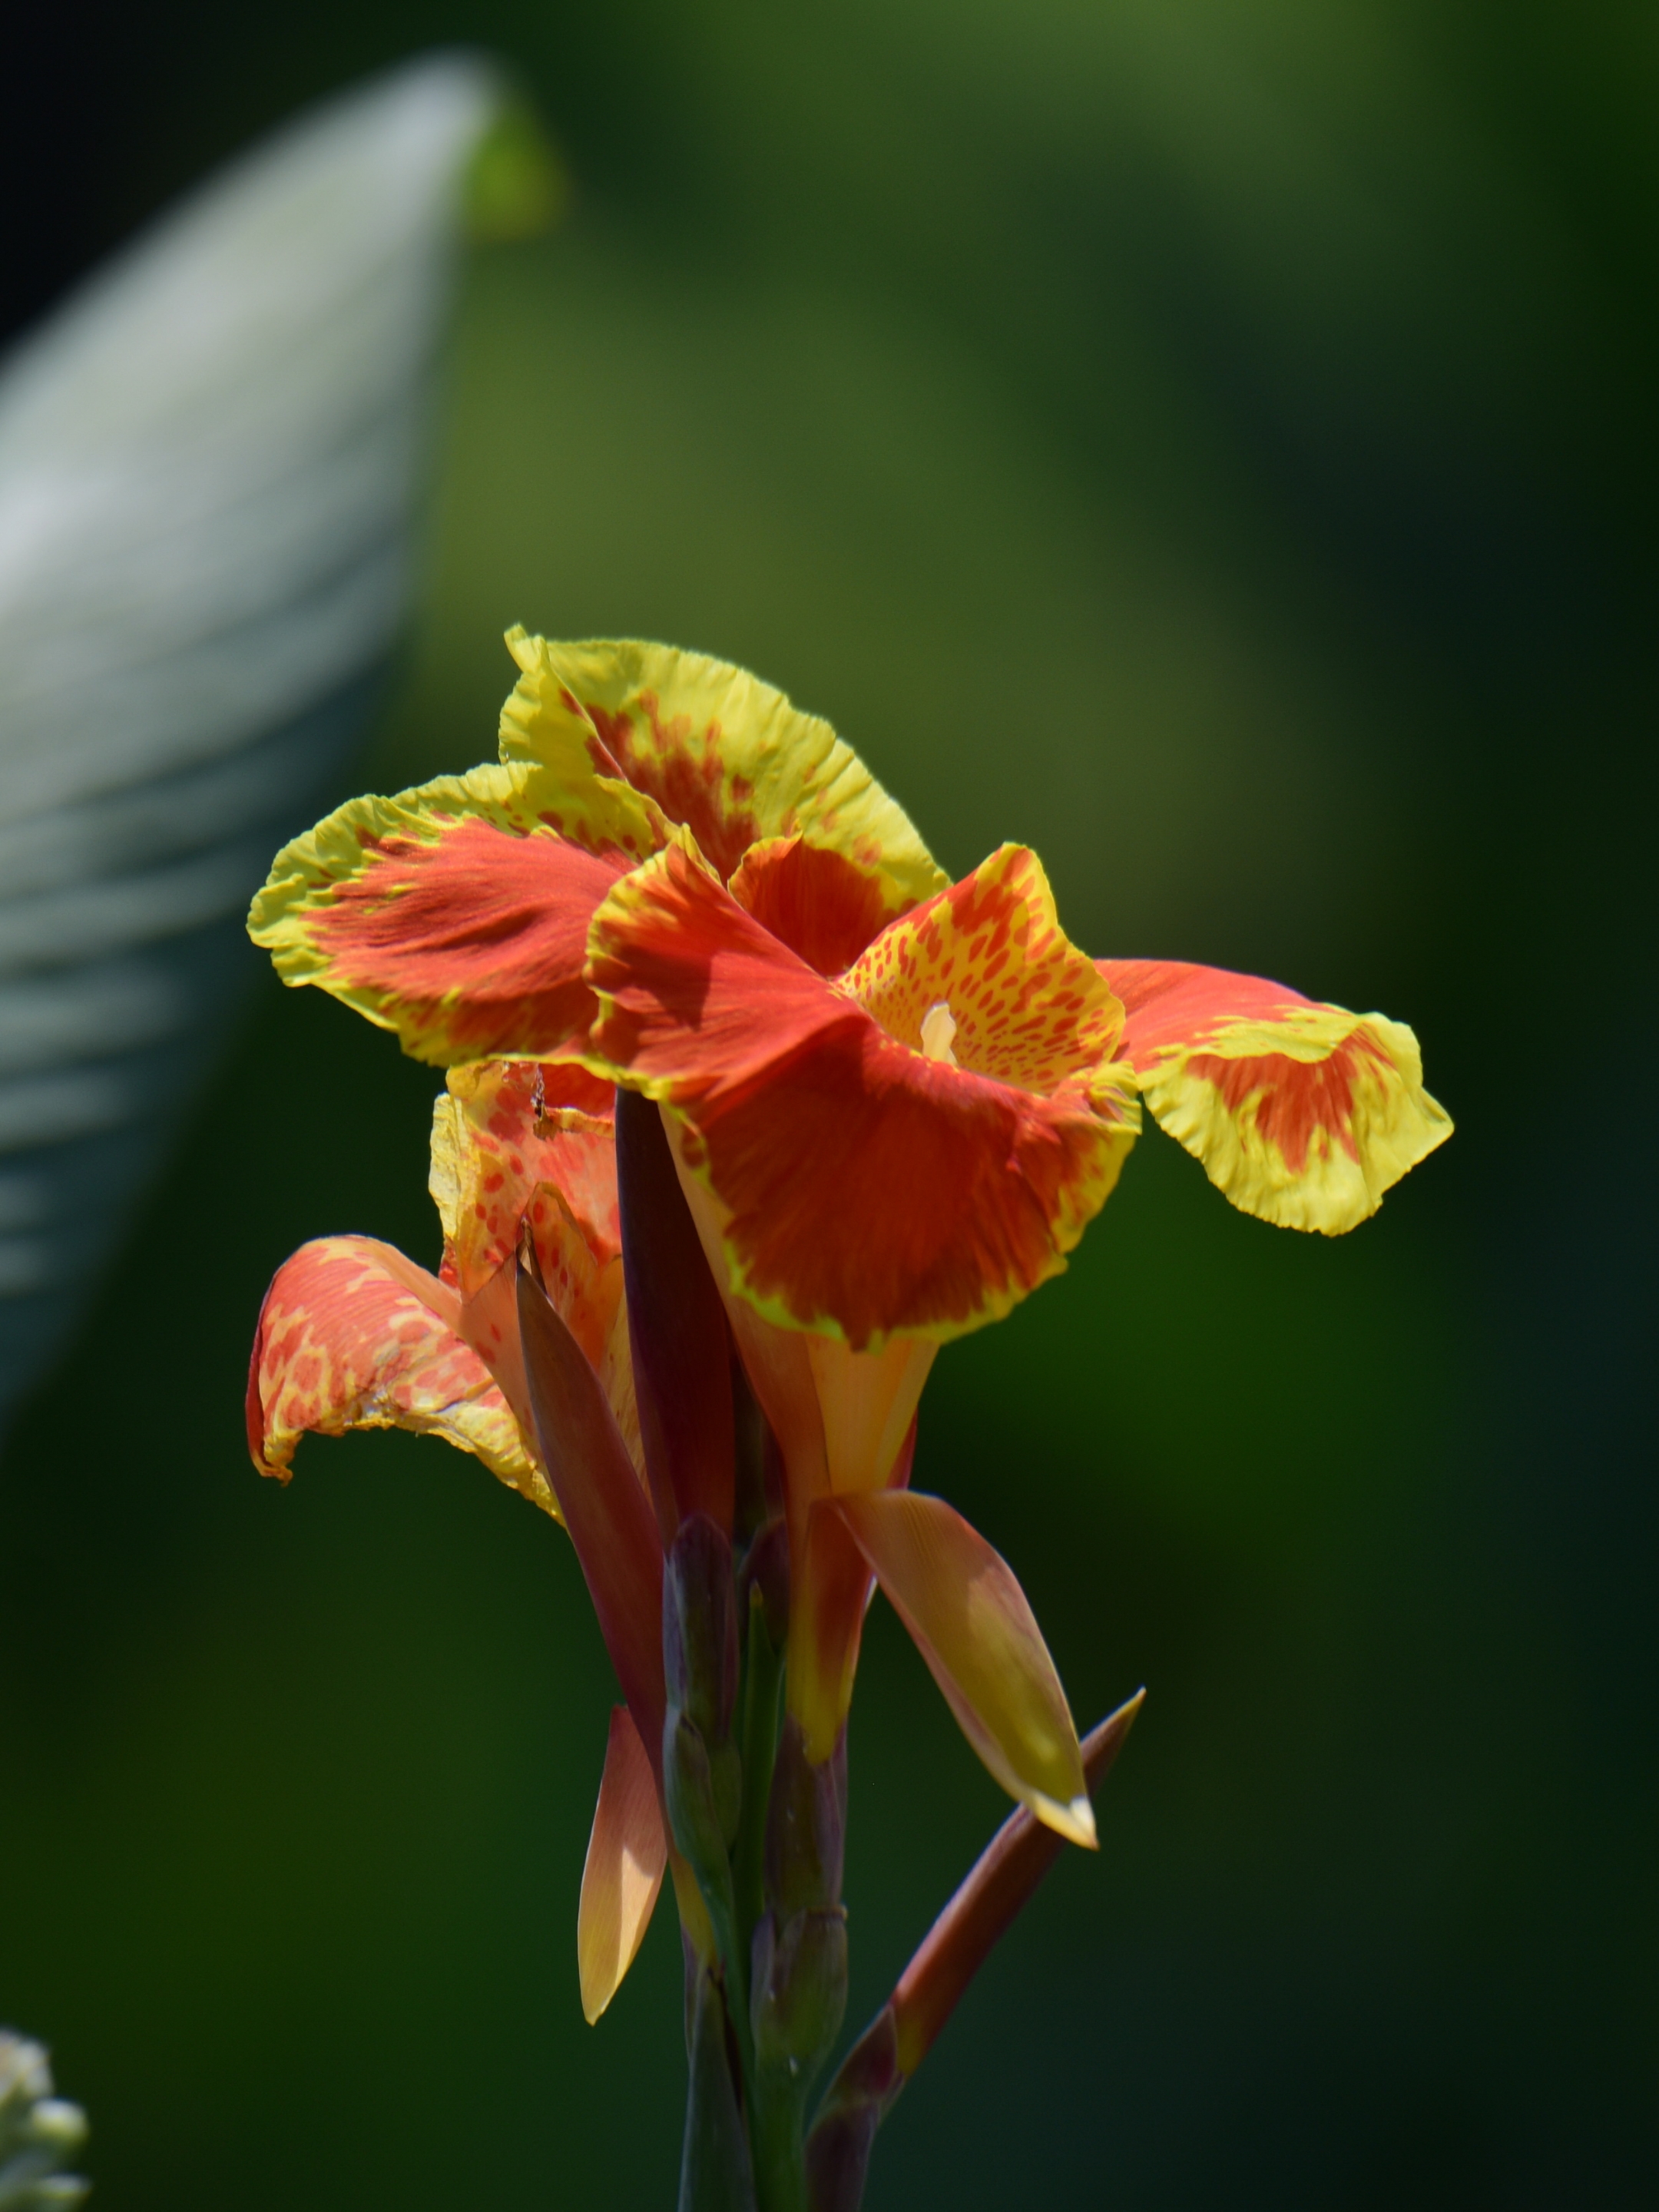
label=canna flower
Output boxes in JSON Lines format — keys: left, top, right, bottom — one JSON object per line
{"left": 249, "top": 634, "right": 1451, "bottom": 1859}
{"left": 246, "top": 631, "right": 1452, "bottom": 2207}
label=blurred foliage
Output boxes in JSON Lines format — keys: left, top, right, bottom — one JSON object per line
{"left": 0, "top": 2035, "right": 88, "bottom": 2208}
{"left": 1, "top": 3, "right": 1652, "bottom": 2208}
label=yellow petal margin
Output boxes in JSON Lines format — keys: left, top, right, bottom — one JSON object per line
{"left": 249, "top": 758, "right": 662, "bottom": 1065}
{"left": 578, "top": 1706, "right": 667, "bottom": 2025}
{"left": 827, "top": 1490, "right": 1095, "bottom": 1847}
{"left": 502, "top": 630, "right": 949, "bottom": 900}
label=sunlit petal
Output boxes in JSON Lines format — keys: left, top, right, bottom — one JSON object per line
{"left": 829, "top": 1491, "right": 1094, "bottom": 1845}
{"left": 249, "top": 760, "right": 661, "bottom": 1065}
{"left": 727, "top": 835, "right": 916, "bottom": 973}
{"left": 578, "top": 1706, "right": 668, "bottom": 2025}
{"left": 429, "top": 1058, "right": 618, "bottom": 1298}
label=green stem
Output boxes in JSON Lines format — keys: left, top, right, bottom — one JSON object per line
{"left": 680, "top": 1959, "right": 759, "bottom": 2212}
{"left": 749, "top": 2081, "right": 810, "bottom": 2212}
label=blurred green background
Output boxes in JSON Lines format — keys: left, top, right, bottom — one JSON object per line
{"left": 2, "top": 2, "right": 1652, "bottom": 2204}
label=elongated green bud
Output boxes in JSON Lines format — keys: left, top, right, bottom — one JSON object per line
{"left": 751, "top": 1907, "right": 848, "bottom": 2090}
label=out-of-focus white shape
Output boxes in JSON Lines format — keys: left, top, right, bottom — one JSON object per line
{"left": 0, "top": 2029, "right": 90, "bottom": 2207}
{"left": 0, "top": 51, "right": 507, "bottom": 1425}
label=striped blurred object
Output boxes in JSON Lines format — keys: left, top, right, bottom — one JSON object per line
{"left": 0, "top": 52, "right": 533, "bottom": 1429}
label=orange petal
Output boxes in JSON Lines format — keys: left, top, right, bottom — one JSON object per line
{"left": 727, "top": 835, "right": 916, "bottom": 974}
{"left": 1098, "top": 958, "right": 1451, "bottom": 1233}
{"left": 246, "top": 1235, "right": 549, "bottom": 1511}
{"left": 586, "top": 840, "right": 1138, "bottom": 1350}
{"left": 578, "top": 1706, "right": 668, "bottom": 2024}
{"left": 842, "top": 844, "right": 1124, "bottom": 1092}
{"left": 827, "top": 1492, "right": 1094, "bottom": 1845}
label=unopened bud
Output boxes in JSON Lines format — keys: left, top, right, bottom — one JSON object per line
{"left": 765, "top": 1718, "right": 847, "bottom": 1917}
{"left": 664, "top": 1710, "right": 740, "bottom": 1885}
{"left": 663, "top": 1514, "right": 738, "bottom": 1747}
{"left": 751, "top": 1906, "right": 849, "bottom": 2093}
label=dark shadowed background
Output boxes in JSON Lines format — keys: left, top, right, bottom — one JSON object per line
{"left": 2, "top": 4, "right": 1652, "bottom": 2205}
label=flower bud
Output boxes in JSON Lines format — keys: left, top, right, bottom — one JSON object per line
{"left": 664, "top": 1710, "right": 742, "bottom": 1888}
{"left": 765, "top": 1718, "right": 846, "bottom": 1918}
{"left": 751, "top": 1906, "right": 849, "bottom": 2093}
{"left": 664, "top": 1514, "right": 739, "bottom": 1750}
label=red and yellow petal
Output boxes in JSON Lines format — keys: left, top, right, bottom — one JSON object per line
{"left": 1099, "top": 958, "right": 1452, "bottom": 1233}
{"left": 429, "top": 1059, "right": 619, "bottom": 1300}
{"left": 426, "top": 1058, "right": 635, "bottom": 1459}
{"left": 246, "top": 1234, "right": 551, "bottom": 1512}
{"left": 587, "top": 839, "right": 1139, "bottom": 1350}
{"left": 502, "top": 631, "right": 949, "bottom": 899}
{"left": 249, "top": 760, "right": 661, "bottom": 1065}
{"left": 843, "top": 844, "right": 1125, "bottom": 1091}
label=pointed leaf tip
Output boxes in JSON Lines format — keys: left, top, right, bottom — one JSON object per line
{"left": 578, "top": 1707, "right": 667, "bottom": 2024}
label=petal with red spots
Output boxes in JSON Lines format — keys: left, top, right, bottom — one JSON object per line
{"left": 249, "top": 760, "right": 661, "bottom": 1065}
{"left": 586, "top": 840, "right": 1139, "bottom": 1349}
{"left": 843, "top": 844, "right": 1126, "bottom": 1092}
{"left": 1098, "top": 958, "right": 1452, "bottom": 1233}
{"left": 430, "top": 1059, "right": 619, "bottom": 1300}
{"left": 502, "top": 631, "right": 949, "bottom": 899}
{"left": 246, "top": 1234, "right": 550, "bottom": 1512}
{"left": 426, "top": 1061, "right": 637, "bottom": 1470}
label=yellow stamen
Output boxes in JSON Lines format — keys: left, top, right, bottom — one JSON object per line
{"left": 920, "top": 1001, "right": 958, "bottom": 1066}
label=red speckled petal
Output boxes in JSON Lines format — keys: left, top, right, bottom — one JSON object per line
{"left": 843, "top": 844, "right": 1125, "bottom": 1091}
{"left": 430, "top": 1058, "right": 619, "bottom": 1300}
{"left": 250, "top": 760, "right": 662, "bottom": 1065}
{"left": 246, "top": 1235, "right": 549, "bottom": 1512}
{"left": 578, "top": 1705, "right": 667, "bottom": 2025}
{"left": 588, "top": 840, "right": 1138, "bottom": 1349}
{"left": 1098, "top": 958, "right": 1452, "bottom": 1233}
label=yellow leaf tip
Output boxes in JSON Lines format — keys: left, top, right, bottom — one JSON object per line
{"left": 1035, "top": 1792, "right": 1098, "bottom": 1850}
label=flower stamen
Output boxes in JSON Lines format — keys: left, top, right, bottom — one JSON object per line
{"left": 919, "top": 1001, "right": 958, "bottom": 1067}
